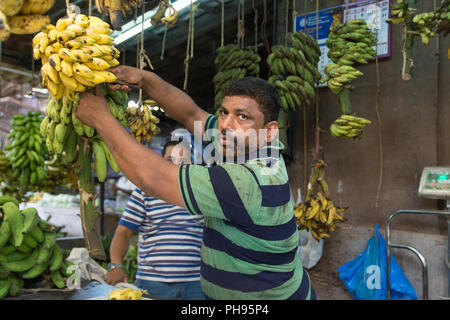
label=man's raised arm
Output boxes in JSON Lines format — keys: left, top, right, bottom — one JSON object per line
{"left": 110, "top": 66, "right": 209, "bottom": 134}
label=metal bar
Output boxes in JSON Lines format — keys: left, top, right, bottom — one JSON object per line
{"left": 0, "top": 65, "right": 40, "bottom": 79}
{"left": 386, "top": 209, "right": 450, "bottom": 300}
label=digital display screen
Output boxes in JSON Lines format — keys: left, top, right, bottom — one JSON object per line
{"left": 424, "top": 172, "right": 450, "bottom": 190}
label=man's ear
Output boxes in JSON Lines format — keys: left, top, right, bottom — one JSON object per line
{"left": 264, "top": 121, "right": 279, "bottom": 144}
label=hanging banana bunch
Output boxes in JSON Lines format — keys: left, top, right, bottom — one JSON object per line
{"left": 435, "top": 0, "right": 450, "bottom": 36}
{"left": 160, "top": 3, "right": 178, "bottom": 27}
{"left": 96, "top": 0, "right": 144, "bottom": 30}
{"left": 0, "top": 150, "right": 29, "bottom": 202}
{"left": 267, "top": 31, "right": 321, "bottom": 112}
{"left": 294, "top": 160, "right": 347, "bottom": 241}
{"left": 126, "top": 100, "right": 161, "bottom": 144}
{"left": 322, "top": 19, "right": 377, "bottom": 93}
{"left": 4, "top": 112, "right": 47, "bottom": 193}
{"left": 213, "top": 44, "right": 261, "bottom": 110}
{"left": 32, "top": 14, "right": 120, "bottom": 102}
{"left": 386, "top": 0, "right": 408, "bottom": 24}
{"left": 322, "top": 20, "right": 376, "bottom": 140}
{"left": 39, "top": 84, "right": 128, "bottom": 183}
{"left": 40, "top": 155, "right": 79, "bottom": 193}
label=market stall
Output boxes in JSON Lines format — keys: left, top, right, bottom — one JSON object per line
{"left": 0, "top": 0, "right": 449, "bottom": 302}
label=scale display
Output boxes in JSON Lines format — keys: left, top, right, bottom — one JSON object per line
{"left": 418, "top": 167, "right": 450, "bottom": 199}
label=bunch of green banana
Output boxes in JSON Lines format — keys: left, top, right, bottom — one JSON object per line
{"left": 40, "top": 155, "right": 78, "bottom": 194}
{"left": 323, "top": 19, "right": 377, "bottom": 95}
{"left": 0, "top": 149, "right": 8, "bottom": 173}
{"left": 213, "top": 44, "right": 261, "bottom": 110}
{"left": 32, "top": 13, "right": 119, "bottom": 102}
{"left": 294, "top": 160, "right": 347, "bottom": 241}
{"left": 40, "top": 85, "right": 127, "bottom": 182}
{"left": 330, "top": 114, "right": 371, "bottom": 140}
{"left": 0, "top": 151, "right": 28, "bottom": 202}
{"left": 0, "top": 199, "right": 75, "bottom": 298}
{"left": 267, "top": 31, "right": 321, "bottom": 111}
{"left": 412, "top": 12, "right": 437, "bottom": 44}
{"left": 4, "top": 112, "right": 47, "bottom": 192}
{"left": 386, "top": 0, "right": 408, "bottom": 24}
{"left": 321, "top": 64, "right": 363, "bottom": 94}
{"left": 435, "top": 0, "right": 450, "bottom": 36}
{"left": 126, "top": 100, "right": 161, "bottom": 144}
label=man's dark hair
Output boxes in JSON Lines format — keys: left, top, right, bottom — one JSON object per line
{"left": 223, "top": 76, "right": 281, "bottom": 123}
{"left": 162, "top": 140, "right": 180, "bottom": 156}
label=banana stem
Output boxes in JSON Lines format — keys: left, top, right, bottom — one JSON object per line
{"left": 403, "top": 0, "right": 416, "bottom": 81}
{"left": 77, "top": 137, "right": 106, "bottom": 261}
{"left": 277, "top": 108, "right": 290, "bottom": 152}
{"left": 338, "top": 87, "right": 352, "bottom": 115}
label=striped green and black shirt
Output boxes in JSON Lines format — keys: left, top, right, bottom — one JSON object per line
{"left": 178, "top": 115, "right": 312, "bottom": 299}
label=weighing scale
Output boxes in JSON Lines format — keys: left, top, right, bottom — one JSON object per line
{"left": 386, "top": 167, "right": 450, "bottom": 300}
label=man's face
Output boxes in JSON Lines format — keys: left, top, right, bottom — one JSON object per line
{"left": 217, "top": 95, "right": 278, "bottom": 159}
{"left": 164, "top": 144, "right": 191, "bottom": 165}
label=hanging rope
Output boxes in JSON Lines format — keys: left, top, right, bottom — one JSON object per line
{"left": 252, "top": 0, "right": 258, "bottom": 49}
{"left": 221, "top": 0, "right": 225, "bottom": 47}
{"left": 284, "top": 0, "right": 289, "bottom": 46}
{"left": 183, "top": 0, "right": 194, "bottom": 91}
{"left": 138, "top": 1, "right": 146, "bottom": 107}
{"left": 261, "top": 0, "right": 270, "bottom": 55}
{"left": 191, "top": 2, "right": 196, "bottom": 59}
{"left": 313, "top": 0, "right": 320, "bottom": 161}
{"left": 374, "top": 0, "right": 383, "bottom": 208}
{"left": 88, "top": 0, "right": 92, "bottom": 16}
{"left": 303, "top": 0, "right": 308, "bottom": 196}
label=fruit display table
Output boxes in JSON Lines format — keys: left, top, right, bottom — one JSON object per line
{"left": 4, "top": 280, "right": 162, "bottom": 300}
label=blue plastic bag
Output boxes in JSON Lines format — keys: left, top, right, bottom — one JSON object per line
{"left": 337, "top": 225, "right": 418, "bottom": 300}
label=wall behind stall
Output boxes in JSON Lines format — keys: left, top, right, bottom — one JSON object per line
{"left": 286, "top": 0, "right": 450, "bottom": 235}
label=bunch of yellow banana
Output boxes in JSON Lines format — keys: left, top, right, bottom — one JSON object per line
{"left": 96, "top": 0, "right": 143, "bottom": 30}
{"left": 160, "top": 3, "right": 178, "bottom": 27}
{"left": 294, "top": 192, "right": 346, "bottom": 241}
{"left": 108, "top": 287, "right": 147, "bottom": 300}
{"left": 150, "top": 0, "right": 179, "bottom": 27}
{"left": 267, "top": 31, "right": 321, "bottom": 111}
{"left": 294, "top": 160, "right": 347, "bottom": 241}
{"left": 213, "top": 44, "right": 261, "bottom": 110}
{"left": 386, "top": 0, "right": 408, "bottom": 25}
{"left": 330, "top": 114, "right": 371, "bottom": 140}
{"left": 32, "top": 13, "right": 120, "bottom": 102}
{"left": 0, "top": 0, "right": 55, "bottom": 41}
{"left": 4, "top": 112, "right": 47, "bottom": 193}
{"left": 126, "top": 100, "right": 161, "bottom": 143}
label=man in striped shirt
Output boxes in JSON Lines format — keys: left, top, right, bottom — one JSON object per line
{"left": 77, "top": 66, "right": 316, "bottom": 300}
{"left": 104, "top": 140, "right": 205, "bottom": 299}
